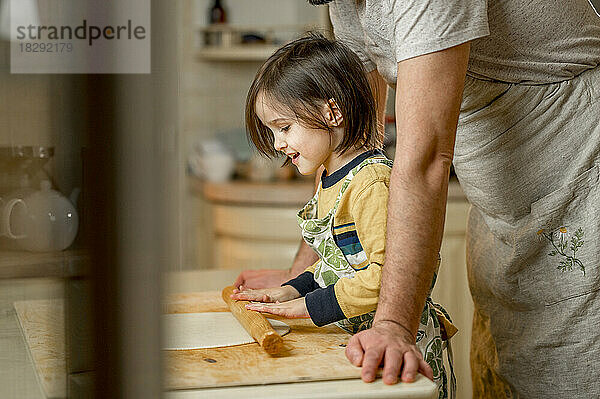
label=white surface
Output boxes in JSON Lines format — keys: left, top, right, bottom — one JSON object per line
{"left": 161, "top": 312, "right": 290, "bottom": 350}
{"left": 164, "top": 375, "right": 437, "bottom": 399}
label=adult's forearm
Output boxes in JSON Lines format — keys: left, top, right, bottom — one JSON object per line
{"left": 374, "top": 162, "right": 450, "bottom": 336}
{"left": 375, "top": 43, "right": 470, "bottom": 337}
{"left": 289, "top": 240, "right": 319, "bottom": 278}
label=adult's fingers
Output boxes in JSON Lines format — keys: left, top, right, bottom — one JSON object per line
{"left": 345, "top": 334, "right": 365, "bottom": 366}
{"left": 233, "top": 272, "right": 246, "bottom": 289}
{"left": 399, "top": 351, "right": 419, "bottom": 382}
{"left": 418, "top": 355, "right": 434, "bottom": 381}
{"left": 381, "top": 348, "right": 403, "bottom": 385}
{"left": 360, "top": 343, "right": 385, "bottom": 383}
{"left": 233, "top": 270, "right": 270, "bottom": 290}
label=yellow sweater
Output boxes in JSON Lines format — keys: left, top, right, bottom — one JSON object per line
{"left": 305, "top": 155, "right": 390, "bottom": 318}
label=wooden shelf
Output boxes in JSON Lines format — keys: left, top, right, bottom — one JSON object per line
{"left": 0, "top": 248, "right": 88, "bottom": 279}
{"left": 195, "top": 45, "right": 280, "bottom": 61}
{"left": 193, "top": 21, "right": 330, "bottom": 61}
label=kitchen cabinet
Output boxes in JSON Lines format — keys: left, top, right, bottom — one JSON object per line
{"left": 199, "top": 178, "right": 469, "bottom": 271}
{"left": 197, "top": 178, "right": 314, "bottom": 270}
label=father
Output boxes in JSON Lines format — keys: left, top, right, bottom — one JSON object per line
{"left": 235, "top": 1, "right": 600, "bottom": 397}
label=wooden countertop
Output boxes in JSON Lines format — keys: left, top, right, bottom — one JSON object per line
{"left": 163, "top": 269, "right": 437, "bottom": 399}
{"left": 192, "top": 177, "right": 467, "bottom": 206}
{"left": 194, "top": 178, "right": 314, "bottom": 207}
{"left": 0, "top": 270, "right": 437, "bottom": 399}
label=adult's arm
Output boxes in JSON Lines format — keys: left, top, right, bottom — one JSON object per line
{"left": 233, "top": 239, "right": 318, "bottom": 289}
{"left": 345, "top": 42, "right": 470, "bottom": 385}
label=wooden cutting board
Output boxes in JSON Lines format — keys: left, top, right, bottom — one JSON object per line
{"left": 13, "top": 299, "right": 66, "bottom": 399}
{"left": 163, "top": 291, "right": 362, "bottom": 390}
{"left": 14, "top": 291, "right": 364, "bottom": 395}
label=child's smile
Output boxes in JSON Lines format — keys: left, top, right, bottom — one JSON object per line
{"left": 255, "top": 95, "right": 362, "bottom": 176}
{"left": 289, "top": 152, "right": 300, "bottom": 164}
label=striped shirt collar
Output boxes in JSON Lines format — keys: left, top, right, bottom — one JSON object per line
{"left": 321, "top": 149, "right": 384, "bottom": 189}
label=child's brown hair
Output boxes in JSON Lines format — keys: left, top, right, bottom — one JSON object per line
{"left": 245, "top": 32, "right": 380, "bottom": 161}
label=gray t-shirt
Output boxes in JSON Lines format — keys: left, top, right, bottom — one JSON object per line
{"left": 329, "top": 0, "right": 600, "bottom": 85}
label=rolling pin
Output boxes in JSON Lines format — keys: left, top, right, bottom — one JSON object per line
{"left": 221, "top": 285, "right": 283, "bottom": 355}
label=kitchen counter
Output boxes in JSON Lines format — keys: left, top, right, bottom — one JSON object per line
{"left": 196, "top": 178, "right": 315, "bottom": 207}
{"left": 0, "top": 269, "right": 436, "bottom": 399}
{"left": 0, "top": 277, "right": 64, "bottom": 399}
{"left": 192, "top": 176, "right": 467, "bottom": 206}
{"left": 166, "top": 269, "right": 437, "bottom": 398}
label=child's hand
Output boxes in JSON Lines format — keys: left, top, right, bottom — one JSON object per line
{"left": 245, "top": 297, "right": 309, "bottom": 319}
{"left": 231, "top": 285, "right": 300, "bottom": 303}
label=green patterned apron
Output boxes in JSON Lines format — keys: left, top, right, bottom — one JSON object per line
{"left": 297, "top": 155, "right": 455, "bottom": 399}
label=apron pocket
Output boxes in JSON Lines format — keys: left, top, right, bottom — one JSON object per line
{"left": 518, "top": 163, "right": 600, "bottom": 306}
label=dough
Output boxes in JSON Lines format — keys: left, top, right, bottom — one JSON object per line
{"left": 161, "top": 312, "right": 290, "bottom": 350}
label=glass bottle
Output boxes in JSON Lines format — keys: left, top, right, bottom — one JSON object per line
{"left": 208, "top": 0, "right": 227, "bottom": 24}
{"left": 205, "top": 0, "right": 227, "bottom": 46}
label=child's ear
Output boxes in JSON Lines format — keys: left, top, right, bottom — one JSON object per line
{"left": 326, "top": 98, "right": 343, "bottom": 127}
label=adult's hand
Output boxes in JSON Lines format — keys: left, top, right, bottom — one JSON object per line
{"left": 233, "top": 268, "right": 293, "bottom": 290}
{"left": 345, "top": 320, "right": 433, "bottom": 385}
{"left": 234, "top": 239, "right": 320, "bottom": 289}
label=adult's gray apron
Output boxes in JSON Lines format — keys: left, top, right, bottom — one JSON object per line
{"left": 453, "top": 65, "right": 600, "bottom": 398}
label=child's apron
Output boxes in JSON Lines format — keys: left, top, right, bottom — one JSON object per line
{"left": 297, "top": 156, "right": 455, "bottom": 399}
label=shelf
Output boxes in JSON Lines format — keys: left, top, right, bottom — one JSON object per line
{"left": 0, "top": 248, "right": 88, "bottom": 279}
{"left": 190, "top": 177, "right": 314, "bottom": 207}
{"left": 195, "top": 44, "right": 280, "bottom": 61}
{"left": 193, "top": 22, "right": 329, "bottom": 61}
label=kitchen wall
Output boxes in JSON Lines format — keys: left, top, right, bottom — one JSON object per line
{"left": 0, "top": 40, "right": 82, "bottom": 203}
{"left": 179, "top": 0, "right": 326, "bottom": 269}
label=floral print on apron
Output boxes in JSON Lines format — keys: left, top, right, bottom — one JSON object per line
{"left": 297, "top": 156, "right": 455, "bottom": 399}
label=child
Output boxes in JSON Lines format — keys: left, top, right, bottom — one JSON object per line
{"left": 233, "top": 33, "right": 455, "bottom": 399}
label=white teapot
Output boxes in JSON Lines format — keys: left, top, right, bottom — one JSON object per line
{"left": 1, "top": 180, "right": 79, "bottom": 252}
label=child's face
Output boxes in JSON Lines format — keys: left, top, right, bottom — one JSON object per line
{"left": 255, "top": 95, "right": 341, "bottom": 175}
